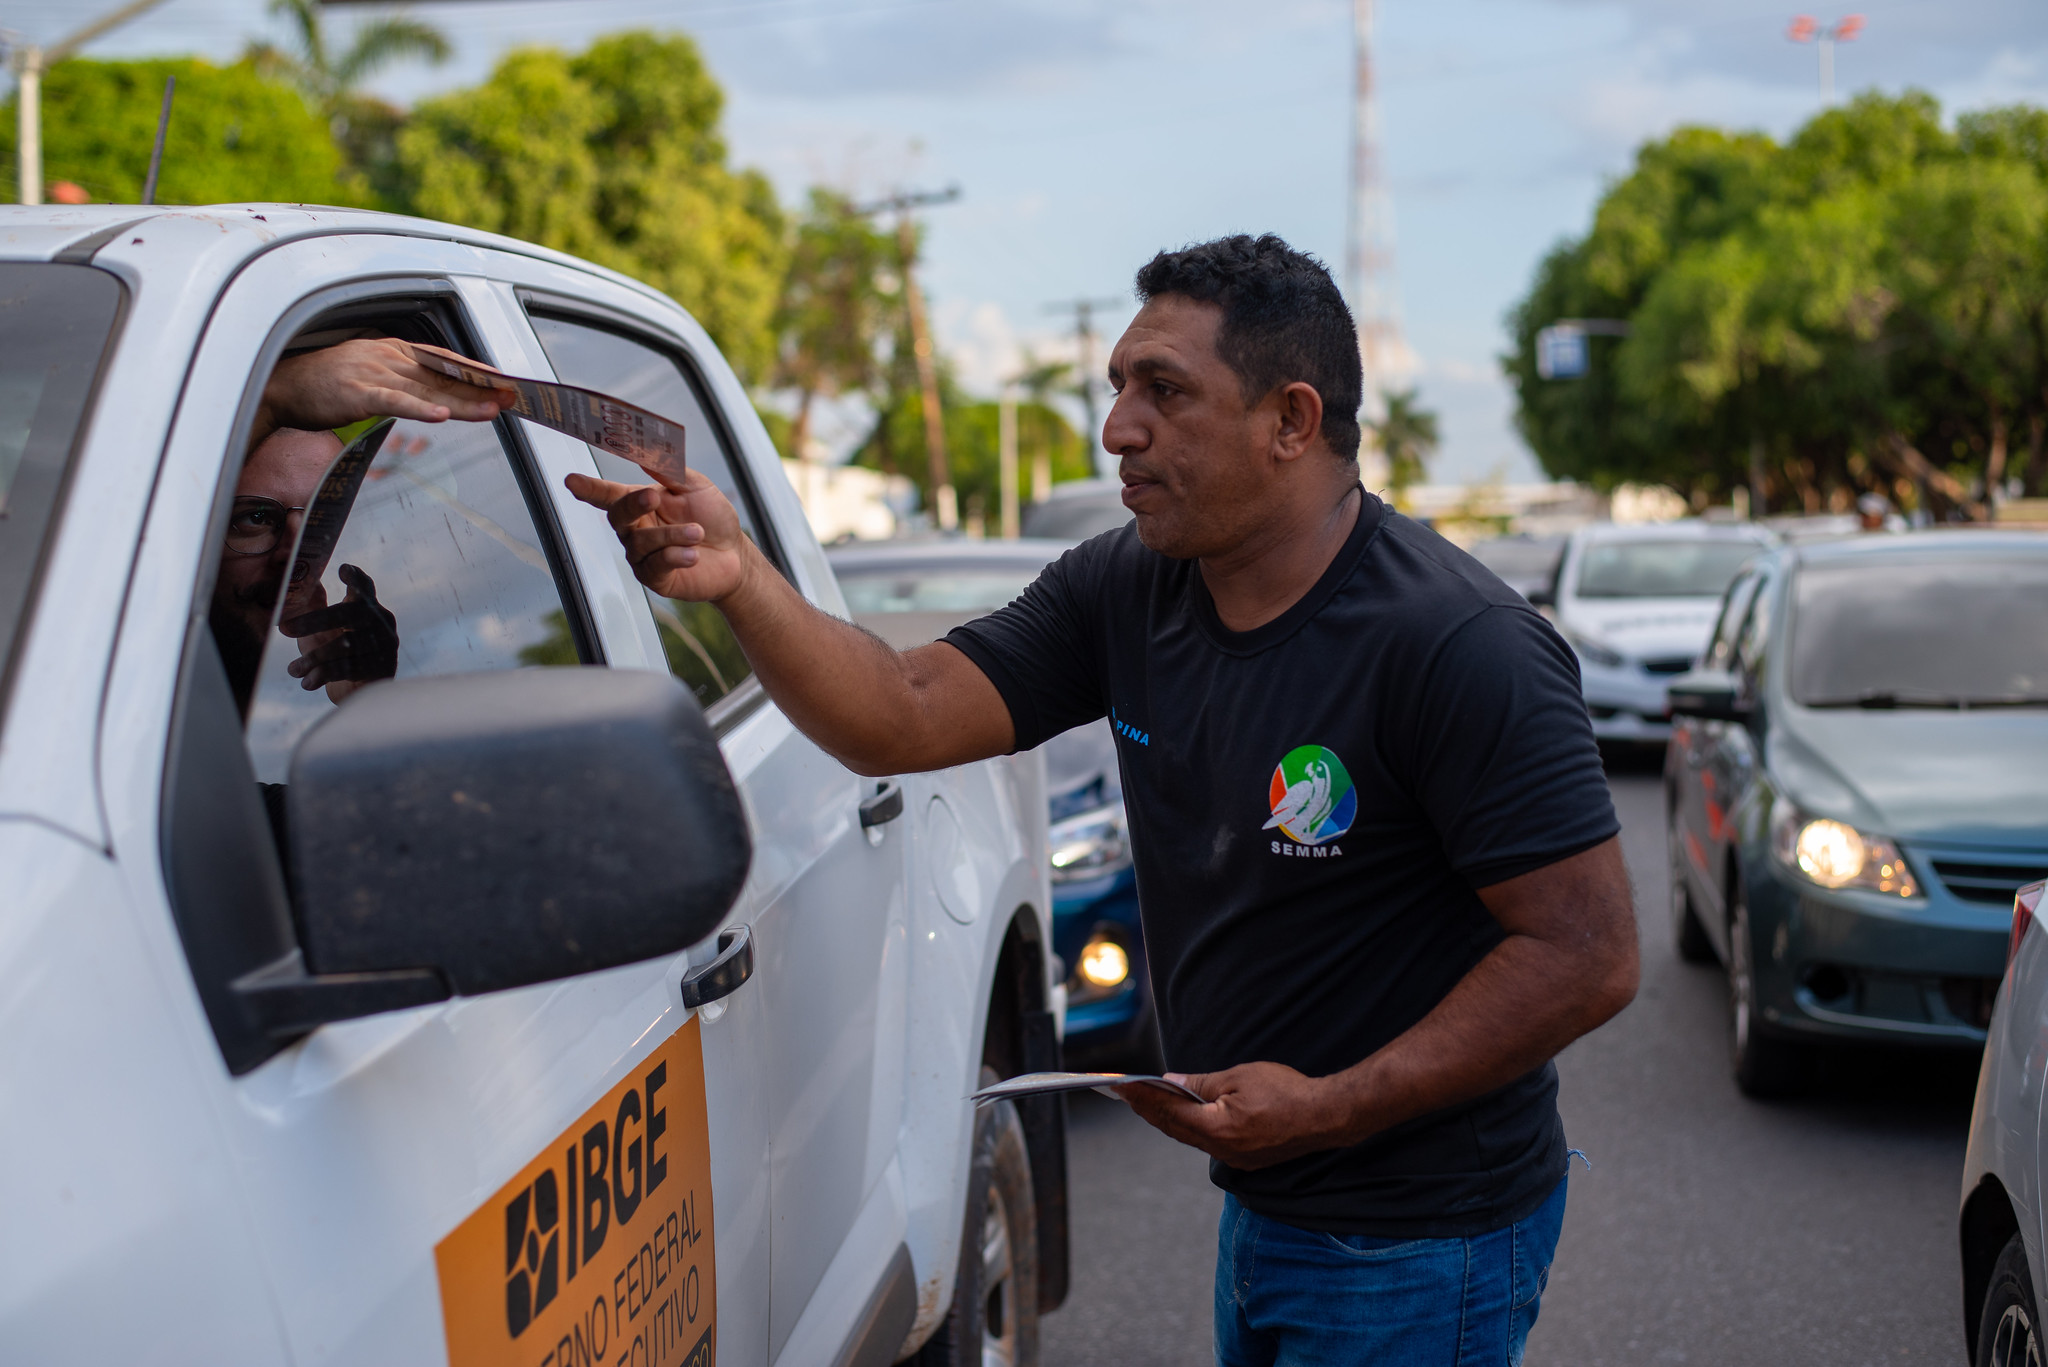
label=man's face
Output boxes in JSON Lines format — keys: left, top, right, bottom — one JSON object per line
{"left": 214, "top": 428, "right": 341, "bottom": 635}
{"left": 1103, "top": 296, "right": 1283, "bottom": 560}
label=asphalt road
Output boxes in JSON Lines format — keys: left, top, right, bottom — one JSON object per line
{"left": 1040, "top": 758, "right": 1981, "bottom": 1367}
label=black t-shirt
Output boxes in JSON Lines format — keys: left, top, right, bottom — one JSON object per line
{"left": 946, "top": 492, "right": 1618, "bottom": 1237}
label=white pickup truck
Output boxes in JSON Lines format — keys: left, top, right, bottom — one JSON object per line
{"left": 0, "top": 205, "right": 1066, "bottom": 1367}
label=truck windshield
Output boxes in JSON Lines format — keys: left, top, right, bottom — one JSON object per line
{"left": 1792, "top": 557, "right": 2048, "bottom": 708}
{"left": 0, "top": 263, "right": 124, "bottom": 694}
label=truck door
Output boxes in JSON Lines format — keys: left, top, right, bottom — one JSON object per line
{"left": 111, "top": 234, "right": 762, "bottom": 1366}
{"left": 513, "top": 303, "right": 913, "bottom": 1363}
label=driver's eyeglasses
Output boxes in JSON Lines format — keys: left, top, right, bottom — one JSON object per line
{"left": 224, "top": 496, "right": 307, "bottom": 556}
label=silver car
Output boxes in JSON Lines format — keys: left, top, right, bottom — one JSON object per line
{"left": 1961, "top": 879, "right": 2048, "bottom": 1367}
{"left": 1538, "top": 520, "right": 1774, "bottom": 743}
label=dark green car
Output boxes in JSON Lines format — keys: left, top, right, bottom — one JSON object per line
{"left": 1665, "top": 531, "right": 2048, "bottom": 1095}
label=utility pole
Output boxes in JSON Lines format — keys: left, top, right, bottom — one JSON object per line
{"left": 1787, "top": 14, "right": 1864, "bottom": 103}
{"left": 856, "top": 185, "right": 961, "bottom": 530}
{"left": 1044, "top": 296, "right": 1121, "bottom": 479}
{"left": 1348, "top": 0, "right": 1409, "bottom": 431}
{"left": 6, "top": 0, "right": 173, "bottom": 205}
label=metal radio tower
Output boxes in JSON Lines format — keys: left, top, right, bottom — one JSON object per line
{"left": 1347, "top": 0, "right": 1408, "bottom": 419}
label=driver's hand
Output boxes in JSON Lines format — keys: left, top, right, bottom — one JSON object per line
{"left": 259, "top": 338, "right": 514, "bottom": 435}
{"left": 281, "top": 563, "right": 400, "bottom": 703}
{"left": 565, "top": 467, "right": 749, "bottom": 605}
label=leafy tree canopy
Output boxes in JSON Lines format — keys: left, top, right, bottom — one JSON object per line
{"left": 1506, "top": 92, "right": 2048, "bottom": 517}
{"left": 0, "top": 56, "right": 362, "bottom": 206}
{"left": 397, "top": 31, "right": 786, "bottom": 382}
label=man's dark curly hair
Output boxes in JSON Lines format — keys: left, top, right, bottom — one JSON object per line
{"left": 1133, "top": 233, "right": 1362, "bottom": 463}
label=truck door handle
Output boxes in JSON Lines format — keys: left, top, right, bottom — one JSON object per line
{"left": 681, "top": 924, "right": 753, "bottom": 1009}
{"left": 859, "top": 780, "right": 905, "bottom": 829}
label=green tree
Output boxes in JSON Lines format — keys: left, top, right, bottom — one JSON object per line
{"left": 1505, "top": 91, "right": 2048, "bottom": 515}
{"left": 245, "top": 0, "right": 450, "bottom": 206}
{"left": 770, "top": 190, "right": 897, "bottom": 458}
{"left": 851, "top": 370, "right": 1088, "bottom": 524}
{"left": 397, "top": 33, "right": 787, "bottom": 382}
{"left": 0, "top": 56, "right": 360, "bottom": 206}
{"left": 1367, "top": 388, "right": 1440, "bottom": 500}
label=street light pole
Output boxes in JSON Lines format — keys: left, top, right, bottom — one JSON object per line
{"left": 7, "top": 0, "right": 174, "bottom": 205}
{"left": 1786, "top": 14, "right": 1863, "bottom": 104}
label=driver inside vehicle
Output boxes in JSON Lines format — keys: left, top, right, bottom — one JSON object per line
{"left": 212, "top": 339, "right": 515, "bottom": 715}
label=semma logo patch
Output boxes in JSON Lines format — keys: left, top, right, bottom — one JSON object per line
{"left": 436, "top": 1016, "right": 715, "bottom": 1367}
{"left": 1263, "top": 744, "right": 1357, "bottom": 849}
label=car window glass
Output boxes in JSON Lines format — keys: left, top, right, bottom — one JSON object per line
{"left": 526, "top": 312, "right": 756, "bottom": 711}
{"left": 1704, "top": 571, "right": 1761, "bottom": 670}
{"left": 228, "top": 412, "right": 579, "bottom": 783}
{"left": 0, "top": 263, "right": 122, "bottom": 694}
{"left": 838, "top": 569, "right": 1041, "bottom": 615}
{"left": 1790, "top": 558, "right": 2048, "bottom": 706}
{"left": 1734, "top": 571, "right": 1775, "bottom": 683}
{"left": 1573, "top": 539, "right": 1765, "bottom": 598}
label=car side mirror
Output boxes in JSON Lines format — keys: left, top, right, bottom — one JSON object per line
{"left": 1525, "top": 584, "right": 1555, "bottom": 608}
{"left": 1668, "top": 668, "right": 1747, "bottom": 721}
{"left": 232, "top": 668, "right": 752, "bottom": 1035}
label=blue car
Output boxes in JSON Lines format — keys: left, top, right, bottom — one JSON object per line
{"left": 1665, "top": 530, "right": 2048, "bottom": 1095}
{"left": 827, "top": 538, "right": 1158, "bottom": 1065}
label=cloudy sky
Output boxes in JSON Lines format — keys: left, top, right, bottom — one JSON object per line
{"left": 9, "top": 0, "right": 2043, "bottom": 479}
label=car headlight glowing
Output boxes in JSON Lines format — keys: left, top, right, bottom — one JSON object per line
{"left": 1078, "top": 938, "right": 1130, "bottom": 989}
{"left": 1772, "top": 805, "right": 1917, "bottom": 897}
{"left": 1048, "top": 802, "right": 1130, "bottom": 884}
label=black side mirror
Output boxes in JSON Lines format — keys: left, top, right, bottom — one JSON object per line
{"left": 1668, "top": 668, "right": 1747, "bottom": 721}
{"left": 1525, "top": 584, "right": 1555, "bottom": 608}
{"left": 233, "top": 668, "right": 751, "bottom": 1034}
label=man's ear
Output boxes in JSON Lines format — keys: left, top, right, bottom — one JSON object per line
{"left": 1269, "top": 381, "right": 1326, "bottom": 464}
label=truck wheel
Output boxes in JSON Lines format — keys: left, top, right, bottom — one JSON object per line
{"left": 1977, "top": 1233, "right": 2041, "bottom": 1367}
{"left": 1727, "top": 880, "right": 1806, "bottom": 1098}
{"left": 916, "top": 1067, "right": 1039, "bottom": 1367}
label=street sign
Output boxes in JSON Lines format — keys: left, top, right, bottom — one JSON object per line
{"left": 1536, "top": 324, "right": 1588, "bottom": 380}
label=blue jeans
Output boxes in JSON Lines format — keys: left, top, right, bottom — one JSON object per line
{"left": 1215, "top": 1177, "right": 1568, "bottom": 1367}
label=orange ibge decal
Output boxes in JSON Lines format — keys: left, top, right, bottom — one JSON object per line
{"left": 437, "top": 1017, "right": 716, "bottom": 1367}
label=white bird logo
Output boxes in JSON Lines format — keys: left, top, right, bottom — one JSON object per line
{"left": 1264, "top": 757, "right": 1336, "bottom": 841}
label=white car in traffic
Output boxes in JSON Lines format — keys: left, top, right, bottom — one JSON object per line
{"left": 1538, "top": 520, "right": 1774, "bottom": 743}
{"left": 0, "top": 205, "right": 1063, "bottom": 1366}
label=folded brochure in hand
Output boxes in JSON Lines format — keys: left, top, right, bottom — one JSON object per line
{"left": 407, "top": 341, "right": 687, "bottom": 488}
{"left": 970, "top": 1072, "right": 1205, "bottom": 1105}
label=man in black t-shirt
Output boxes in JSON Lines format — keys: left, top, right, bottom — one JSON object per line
{"left": 569, "top": 234, "right": 1638, "bottom": 1366}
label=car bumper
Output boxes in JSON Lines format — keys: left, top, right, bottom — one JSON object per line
{"left": 1580, "top": 664, "right": 1677, "bottom": 742}
{"left": 1745, "top": 854, "right": 2012, "bottom": 1047}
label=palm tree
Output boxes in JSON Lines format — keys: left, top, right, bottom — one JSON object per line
{"left": 1366, "top": 387, "right": 1440, "bottom": 502}
{"left": 245, "top": 0, "right": 450, "bottom": 203}
{"left": 1014, "top": 351, "right": 1074, "bottom": 501}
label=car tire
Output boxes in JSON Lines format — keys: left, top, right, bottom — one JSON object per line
{"left": 914, "top": 1067, "right": 1040, "bottom": 1367}
{"left": 1668, "top": 816, "right": 1716, "bottom": 965}
{"left": 1727, "top": 876, "right": 1807, "bottom": 1098}
{"left": 1977, "top": 1233, "right": 2043, "bottom": 1367}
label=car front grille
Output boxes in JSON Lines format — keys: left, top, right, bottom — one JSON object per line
{"left": 1931, "top": 859, "right": 2048, "bottom": 905}
{"left": 1641, "top": 656, "right": 1695, "bottom": 675}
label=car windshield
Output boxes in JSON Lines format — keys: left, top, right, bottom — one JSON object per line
{"left": 1792, "top": 557, "right": 2048, "bottom": 708}
{"left": 1574, "top": 539, "right": 1762, "bottom": 598}
{"left": 838, "top": 566, "right": 1046, "bottom": 615}
{"left": 0, "top": 264, "right": 124, "bottom": 697}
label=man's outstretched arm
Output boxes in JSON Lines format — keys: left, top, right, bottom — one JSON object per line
{"left": 565, "top": 471, "right": 1016, "bottom": 776}
{"left": 1122, "top": 835, "right": 1639, "bottom": 1169}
